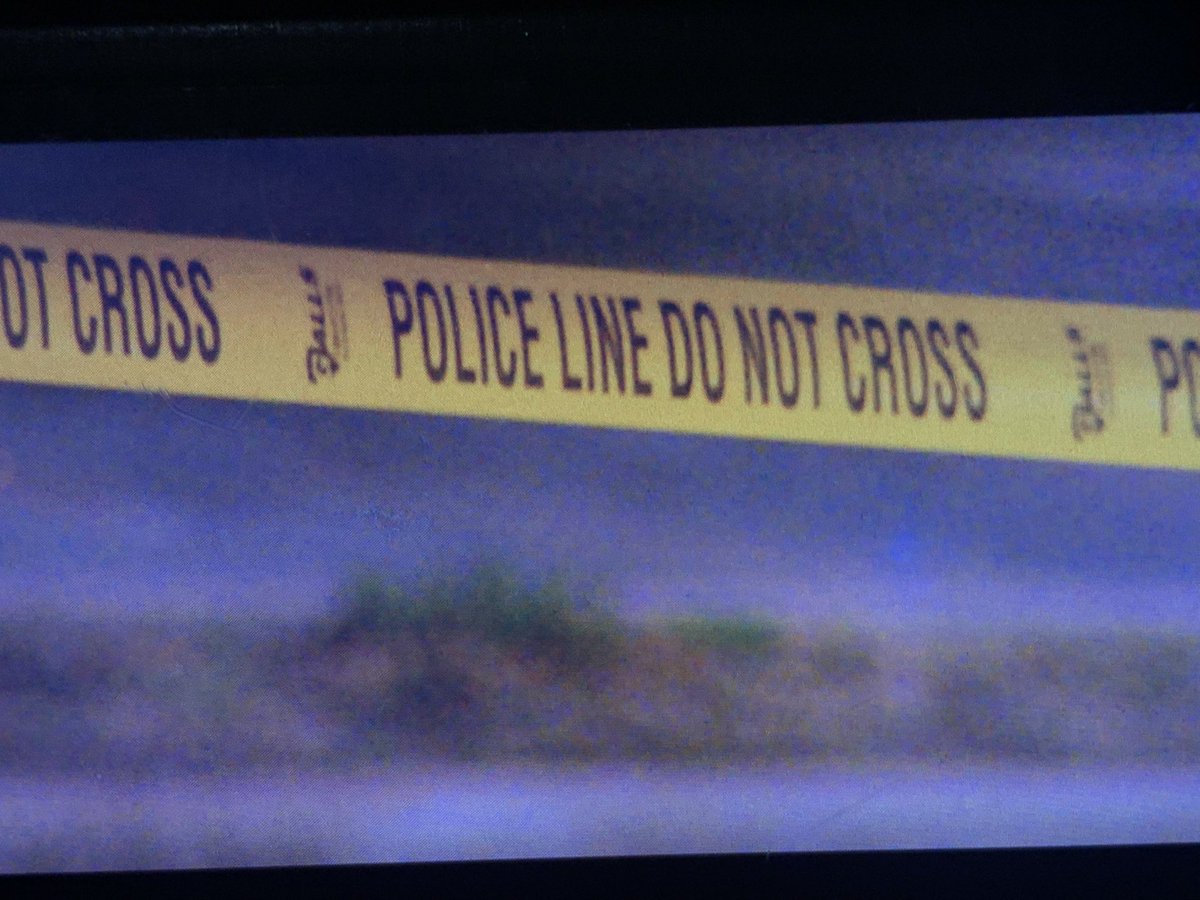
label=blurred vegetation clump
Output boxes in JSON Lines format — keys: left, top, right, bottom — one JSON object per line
{"left": 666, "top": 616, "right": 784, "bottom": 659}
{"left": 302, "top": 566, "right": 635, "bottom": 755}
{"left": 321, "top": 564, "right": 626, "bottom": 668}
{"left": 3, "top": 568, "right": 1200, "bottom": 772}
{"left": 926, "top": 632, "right": 1200, "bottom": 761}
{"left": 299, "top": 567, "right": 896, "bottom": 762}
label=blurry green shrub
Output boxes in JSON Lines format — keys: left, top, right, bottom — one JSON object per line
{"left": 323, "top": 564, "right": 625, "bottom": 670}
{"left": 667, "top": 616, "right": 784, "bottom": 659}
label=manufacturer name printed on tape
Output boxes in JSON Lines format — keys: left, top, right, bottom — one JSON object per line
{"left": 1, "top": 219, "right": 1198, "bottom": 471}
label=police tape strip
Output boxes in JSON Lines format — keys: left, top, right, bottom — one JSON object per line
{"left": 0, "top": 218, "right": 1198, "bottom": 471}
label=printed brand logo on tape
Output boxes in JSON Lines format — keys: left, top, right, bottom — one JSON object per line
{"left": 301, "top": 265, "right": 347, "bottom": 384}
{"left": 1066, "top": 325, "right": 1114, "bottom": 442}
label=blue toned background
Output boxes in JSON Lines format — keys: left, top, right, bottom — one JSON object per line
{"left": 0, "top": 117, "right": 1197, "bottom": 631}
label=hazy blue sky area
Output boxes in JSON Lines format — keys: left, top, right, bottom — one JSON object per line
{"left": 1, "top": 117, "right": 1198, "bottom": 632}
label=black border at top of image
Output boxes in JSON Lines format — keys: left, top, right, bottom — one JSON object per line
{"left": 0, "top": 2, "right": 1195, "bottom": 142}
{"left": 1, "top": 3, "right": 1199, "bottom": 898}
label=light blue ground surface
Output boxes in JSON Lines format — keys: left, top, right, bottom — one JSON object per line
{"left": 4, "top": 765, "right": 1200, "bottom": 872}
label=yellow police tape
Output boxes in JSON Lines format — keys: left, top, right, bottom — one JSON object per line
{"left": 1, "top": 219, "right": 1198, "bottom": 471}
